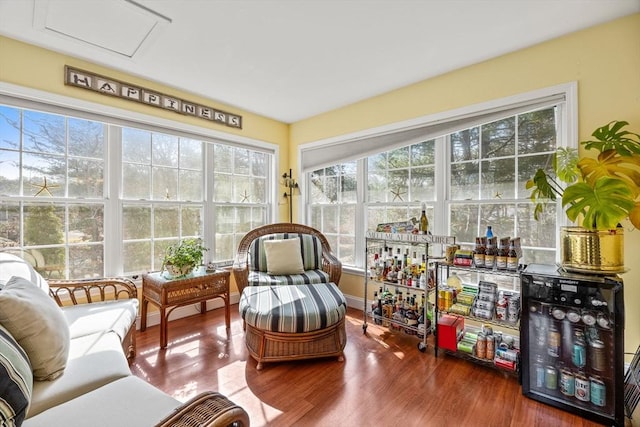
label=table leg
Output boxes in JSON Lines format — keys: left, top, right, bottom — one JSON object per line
{"left": 224, "top": 293, "right": 230, "bottom": 329}
{"left": 160, "top": 306, "right": 167, "bottom": 349}
{"left": 140, "top": 297, "right": 148, "bottom": 331}
{"left": 200, "top": 301, "right": 207, "bottom": 314}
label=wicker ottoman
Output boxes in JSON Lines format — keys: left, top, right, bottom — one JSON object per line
{"left": 239, "top": 283, "right": 347, "bottom": 370}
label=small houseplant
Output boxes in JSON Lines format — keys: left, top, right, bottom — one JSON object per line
{"left": 161, "top": 238, "right": 208, "bottom": 278}
{"left": 526, "top": 120, "right": 640, "bottom": 272}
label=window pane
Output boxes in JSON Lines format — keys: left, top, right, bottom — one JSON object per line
{"left": 24, "top": 204, "right": 64, "bottom": 245}
{"left": 234, "top": 148, "right": 250, "bottom": 175}
{"left": 0, "top": 105, "right": 21, "bottom": 150}
{"left": 68, "top": 205, "right": 103, "bottom": 243}
{"left": 480, "top": 158, "right": 515, "bottom": 199}
{"left": 411, "top": 141, "right": 435, "bottom": 166}
{"left": 152, "top": 133, "right": 179, "bottom": 167}
{"left": 518, "top": 109, "right": 557, "bottom": 154}
{"left": 180, "top": 170, "right": 203, "bottom": 202}
{"left": 213, "top": 173, "right": 232, "bottom": 202}
{"left": 123, "top": 205, "right": 151, "bottom": 240}
{"left": 182, "top": 206, "right": 203, "bottom": 236}
{"left": 213, "top": 144, "right": 233, "bottom": 173}
{"left": 123, "top": 163, "right": 151, "bottom": 199}
{"left": 69, "top": 244, "right": 103, "bottom": 278}
{"left": 179, "top": 138, "right": 203, "bottom": 170}
{"left": 123, "top": 241, "right": 151, "bottom": 273}
{"left": 450, "top": 162, "right": 479, "bottom": 200}
{"left": 451, "top": 127, "right": 479, "bottom": 162}
{"left": 481, "top": 117, "right": 515, "bottom": 158}
{"left": 479, "top": 204, "right": 516, "bottom": 239}
{"left": 450, "top": 204, "right": 480, "bottom": 245}
{"left": 251, "top": 151, "right": 266, "bottom": 176}
{"left": 68, "top": 158, "right": 103, "bottom": 198}
{"left": 154, "top": 206, "right": 179, "bottom": 238}
{"left": 152, "top": 167, "right": 178, "bottom": 200}
{"left": 518, "top": 153, "right": 554, "bottom": 198}
{"left": 410, "top": 166, "right": 435, "bottom": 202}
{"left": 122, "top": 128, "right": 151, "bottom": 163}
{"left": 23, "top": 110, "right": 65, "bottom": 154}
{"left": 0, "top": 150, "right": 20, "bottom": 195}
{"left": 0, "top": 202, "right": 20, "bottom": 246}
{"left": 68, "top": 118, "right": 104, "bottom": 158}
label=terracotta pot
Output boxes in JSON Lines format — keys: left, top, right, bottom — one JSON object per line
{"left": 560, "top": 226, "right": 624, "bottom": 274}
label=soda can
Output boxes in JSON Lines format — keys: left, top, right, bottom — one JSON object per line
{"left": 486, "top": 334, "right": 495, "bottom": 360}
{"left": 589, "top": 340, "right": 606, "bottom": 371}
{"left": 560, "top": 369, "right": 575, "bottom": 397}
{"left": 590, "top": 376, "right": 606, "bottom": 407}
{"left": 574, "top": 372, "right": 590, "bottom": 402}
{"left": 545, "top": 365, "right": 557, "bottom": 390}
{"left": 472, "top": 307, "right": 493, "bottom": 320}
{"left": 547, "top": 326, "right": 561, "bottom": 358}
{"left": 474, "top": 299, "right": 494, "bottom": 310}
{"left": 476, "top": 333, "right": 487, "bottom": 359}
{"left": 495, "top": 348, "right": 519, "bottom": 362}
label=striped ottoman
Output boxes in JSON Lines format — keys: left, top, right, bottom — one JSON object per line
{"left": 239, "top": 283, "right": 347, "bottom": 370}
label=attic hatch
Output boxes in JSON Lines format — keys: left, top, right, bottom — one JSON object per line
{"left": 33, "top": 0, "right": 172, "bottom": 58}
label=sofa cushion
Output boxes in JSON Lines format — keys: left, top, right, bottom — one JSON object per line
{"left": 264, "top": 237, "right": 305, "bottom": 275}
{"left": 62, "top": 299, "right": 138, "bottom": 341}
{"left": 248, "top": 269, "right": 330, "bottom": 286}
{"left": 23, "top": 376, "right": 180, "bottom": 427}
{"left": 0, "top": 276, "right": 70, "bottom": 381}
{"left": 27, "top": 331, "right": 131, "bottom": 418}
{"left": 239, "top": 282, "right": 347, "bottom": 333}
{"left": 249, "top": 233, "right": 322, "bottom": 272}
{"left": 0, "top": 324, "right": 33, "bottom": 427}
{"left": 0, "top": 252, "right": 48, "bottom": 294}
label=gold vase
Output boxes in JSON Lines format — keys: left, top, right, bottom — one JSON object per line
{"left": 560, "top": 226, "right": 624, "bottom": 274}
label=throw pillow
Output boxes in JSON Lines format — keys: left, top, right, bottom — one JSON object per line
{"left": 0, "top": 323, "right": 33, "bottom": 427}
{"left": 264, "top": 238, "right": 305, "bottom": 275}
{"left": 0, "top": 276, "right": 70, "bottom": 381}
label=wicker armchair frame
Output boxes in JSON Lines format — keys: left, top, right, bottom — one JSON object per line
{"left": 48, "top": 277, "right": 138, "bottom": 363}
{"left": 232, "top": 223, "right": 342, "bottom": 295}
{"left": 155, "top": 391, "right": 250, "bottom": 427}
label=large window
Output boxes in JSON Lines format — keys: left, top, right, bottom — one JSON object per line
{"left": 307, "top": 96, "right": 570, "bottom": 270}
{"left": 0, "top": 101, "right": 273, "bottom": 279}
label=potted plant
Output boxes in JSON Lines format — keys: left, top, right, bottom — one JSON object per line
{"left": 527, "top": 120, "right": 640, "bottom": 272}
{"left": 161, "top": 238, "right": 208, "bottom": 278}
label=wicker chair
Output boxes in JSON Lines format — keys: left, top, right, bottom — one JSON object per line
{"left": 232, "top": 223, "right": 342, "bottom": 295}
{"left": 233, "top": 223, "right": 346, "bottom": 370}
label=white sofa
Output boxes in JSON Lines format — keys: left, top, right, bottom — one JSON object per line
{"left": 0, "top": 252, "right": 249, "bottom": 427}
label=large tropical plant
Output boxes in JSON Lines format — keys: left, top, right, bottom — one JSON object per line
{"left": 527, "top": 120, "right": 640, "bottom": 230}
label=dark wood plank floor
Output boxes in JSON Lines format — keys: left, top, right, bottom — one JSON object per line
{"left": 132, "top": 305, "right": 622, "bottom": 427}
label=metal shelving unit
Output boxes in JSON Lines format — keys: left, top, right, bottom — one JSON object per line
{"left": 363, "top": 231, "right": 455, "bottom": 352}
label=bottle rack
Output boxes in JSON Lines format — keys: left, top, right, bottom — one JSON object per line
{"left": 434, "top": 262, "right": 522, "bottom": 375}
{"left": 363, "top": 231, "right": 455, "bottom": 352}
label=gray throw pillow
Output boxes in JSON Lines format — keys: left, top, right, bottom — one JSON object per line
{"left": 0, "top": 276, "right": 70, "bottom": 381}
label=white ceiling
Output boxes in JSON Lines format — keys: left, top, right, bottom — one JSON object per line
{"left": 1, "top": 0, "right": 639, "bottom": 123}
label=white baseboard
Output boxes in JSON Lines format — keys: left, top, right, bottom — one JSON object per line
{"left": 136, "top": 292, "right": 364, "bottom": 329}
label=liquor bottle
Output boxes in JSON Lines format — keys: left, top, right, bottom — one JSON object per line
{"left": 473, "top": 236, "right": 485, "bottom": 268}
{"left": 506, "top": 239, "right": 518, "bottom": 271}
{"left": 419, "top": 203, "right": 429, "bottom": 234}
{"left": 484, "top": 238, "right": 496, "bottom": 269}
{"left": 496, "top": 238, "right": 508, "bottom": 270}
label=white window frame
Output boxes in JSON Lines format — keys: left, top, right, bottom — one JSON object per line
{"left": 300, "top": 82, "right": 578, "bottom": 272}
{"left": 0, "top": 82, "right": 279, "bottom": 277}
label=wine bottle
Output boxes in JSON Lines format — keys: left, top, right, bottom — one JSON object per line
{"left": 419, "top": 203, "right": 429, "bottom": 234}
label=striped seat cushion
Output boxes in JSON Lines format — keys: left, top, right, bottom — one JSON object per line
{"left": 239, "top": 283, "right": 346, "bottom": 334}
{"left": 0, "top": 324, "right": 33, "bottom": 427}
{"left": 247, "top": 269, "right": 330, "bottom": 286}
{"left": 248, "top": 233, "right": 322, "bottom": 272}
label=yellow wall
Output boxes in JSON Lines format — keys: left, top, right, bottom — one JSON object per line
{"left": 290, "top": 14, "right": 640, "bottom": 355}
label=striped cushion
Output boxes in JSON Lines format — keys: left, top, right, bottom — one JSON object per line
{"left": 248, "top": 233, "right": 322, "bottom": 272}
{"left": 0, "top": 324, "right": 33, "bottom": 427}
{"left": 247, "top": 269, "right": 330, "bottom": 286}
{"left": 239, "top": 283, "right": 346, "bottom": 333}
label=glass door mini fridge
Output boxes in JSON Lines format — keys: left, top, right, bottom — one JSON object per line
{"left": 521, "top": 264, "right": 624, "bottom": 427}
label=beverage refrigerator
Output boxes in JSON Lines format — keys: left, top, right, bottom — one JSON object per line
{"left": 520, "top": 264, "right": 625, "bottom": 427}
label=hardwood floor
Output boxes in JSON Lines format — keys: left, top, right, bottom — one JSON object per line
{"left": 132, "top": 305, "right": 622, "bottom": 427}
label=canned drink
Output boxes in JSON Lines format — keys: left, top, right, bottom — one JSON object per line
{"left": 575, "top": 372, "right": 590, "bottom": 402}
{"left": 572, "top": 335, "right": 586, "bottom": 369}
{"left": 547, "top": 326, "right": 561, "bottom": 358}
{"left": 495, "top": 348, "right": 519, "bottom": 362}
{"left": 545, "top": 365, "right": 558, "bottom": 390}
{"left": 477, "top": 292, "right": 497, "bottom": 303}
{"left": 479, "top": 281, "right": 497, "bottom": 293}
{"left": 457, "top": 340, "right": 474, "bottom": 354}
{"left": 476, "top": 333, "right": 487, "bottom": 359}
{"left": 472, "top": 307, "right": 493, "bottom": 320}
{"left": 475, "top": 299, "right": 494, "bottom": 310}
{"left": 495, "top": 298, "right": 508, "bottom": 321}
{"left": 560, "top": 369, "right": 575, "bottom": 396}
{"left": 589, "top": 340, "right": 606, "bottom": 371}
{"left": 507, "top": 296, "right": 520, "bottom": 323}
{"left": 590, "top": 376, "right": 606, "bottom": 407}
{"left": 486, "top": 335, "right": 495, "bottom": 360}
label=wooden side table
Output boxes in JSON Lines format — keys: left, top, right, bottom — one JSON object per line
{"left": 141, "top": 269, "right": 230, "bottom": 349}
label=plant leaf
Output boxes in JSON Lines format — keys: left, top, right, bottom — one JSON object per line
{"left": 555, "top": 147, "right": 579, "bottom": 183}
{"left": 578, "top": 149, "right": 640, "bottom": 197}
{"left": 562, "top": 178, "right": 635, "bottom": 229}
{"left": 629, "top": 202, "right": 640, "bottom": 230}
{"left": 582, "top": 120, "right": 640, "bottom": 156}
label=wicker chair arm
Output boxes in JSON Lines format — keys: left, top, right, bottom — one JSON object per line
{"left": 155, "top": 391, "right": 250, "bottom": 427}
{"left": 48, "top": 277, "right": 138, "bottom": 307}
